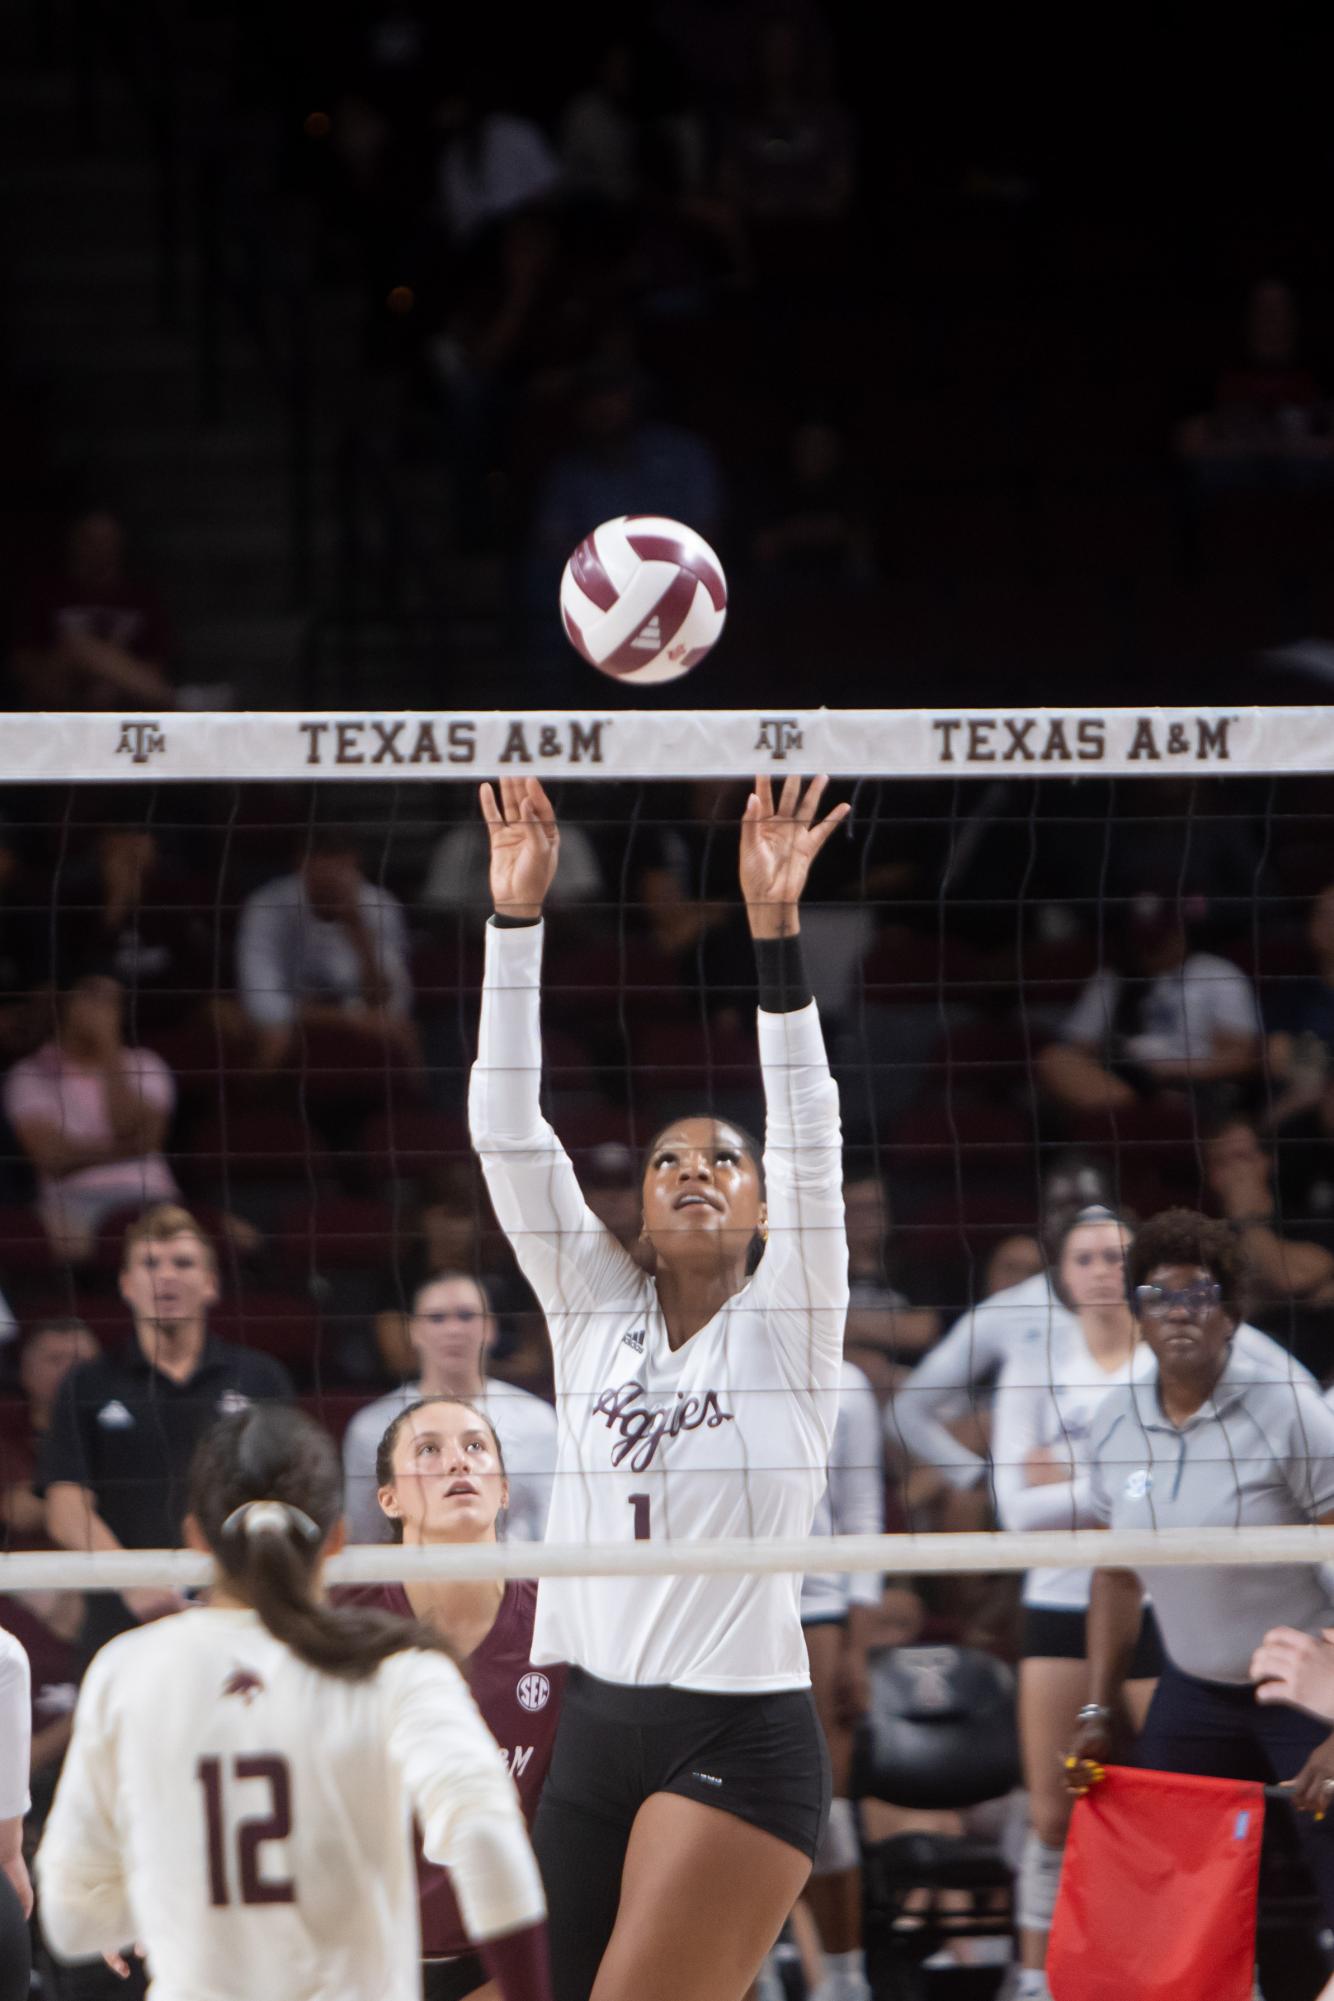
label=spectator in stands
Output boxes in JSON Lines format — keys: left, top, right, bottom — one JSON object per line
{"left": 436, "top": 75, "right": 561, "bottom": 242}
{"left": 1036, "top": 894, "right": 1259, "bottom": 1115}
{"left": 983, "top": 1233, "right": 1044, "bottom": 1298}
{"left": 751, "top": 419, "right": 872, "bottom": 586}
{"left": 4, "top": 974, "right": 179, "bottom": 1262}
{"left": 1270, "top": 1074, "right": 1334, "bottom": 1264}
{"left": 1, "top": 1320, "right": 98, "bottom": 1548}
{"left": 342, "top": 1271, "right": 556, "bottom": 1543}
{"left": 526, "top": 362, "right": 724, "bottom": 657}
{"left": 1264, "top": 880, "right": 1334, "bottom": 1125}
{"left": 1070, "top": 1210, "right": 1334, "bottom": 1930}
{"left": 236, "top": 830, "right": 416, "bottom": 1071}
{"left": 38, "top": 1205, "right": 291, "bottom": 1649}
{"left": 10, "top": 508, "right": 174, "bottom": 712}
{"left": 718, "top": 15, "right": 855, "bottom": 222}
{"left": 842, "top": 1175, "right": 940, "bottom": 1396}
{"left": 1175, "top": 278, "right": 1332, "bottom": 476}
{"left": 374, "top": 1195, "right": 480, "bottom": 1379}
{"left": 559, "top": 41, "right": 641, "bottom": 206}
{"left": 0, "top": 824, "right": 44, "bottom": 1066}
{"left": 1205, "top": 1115, "right": 1334, "bottom": 1304}
{"left": 54, "top": 824, "right": 211, "bottom": 1040}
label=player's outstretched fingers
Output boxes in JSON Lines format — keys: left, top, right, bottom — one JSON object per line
{"left": 796, "top": 774, "right": 827, "bottom": 823}
{"left": 525, "top": 777, "right": 557, "bottom": 825}
{"left": 778, "top": 773, "right": 801, "bottom": 818}
{"left": 479, "top": 782, "right": 502, "bottom": 828}
{"left": 499, "top": 776, "right": 525, "bottom": 821}
{"left": 807, "top": 798, "right": 851, "bottom": 855}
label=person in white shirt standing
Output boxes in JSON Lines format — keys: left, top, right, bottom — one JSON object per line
{"left": 989, "top": 1207, "right": 1159, "bottom": 2001}
{"left": 0, "top": 1626, "right": 32, "bottom": 2001}
{"left": 342, "top": 1272, "right": 557, "bottom": 1544}
{"left": 35, "top": 1404, "right": 550, "bottom": 2001}
{"left": 472, "top": 773, "right": 851, "bottom": 2001}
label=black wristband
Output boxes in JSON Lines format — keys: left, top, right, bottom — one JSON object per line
{"left": 754, "top": 933, "right": 812, "bottom": 1013}
{"left": 491, "top": 913, "right": 542, "bottom": 929}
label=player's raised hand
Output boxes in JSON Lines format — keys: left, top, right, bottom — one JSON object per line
{"left": 740, "top": 775, "right": 850, "bottom": 939}
{"left": 479, "top": 777, "right": 560, "bottom": 920}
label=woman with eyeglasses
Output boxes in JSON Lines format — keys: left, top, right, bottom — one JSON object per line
{"left": 1067, "top": 1207, "right": 1334, "bottom": 1926}
{"left": 341, "top": 1273, "right": 557, "bottom": 1545}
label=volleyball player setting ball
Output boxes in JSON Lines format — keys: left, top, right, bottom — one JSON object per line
{"left": 34, "top": 1406, "right": 552, "bottom": 2001}
{"left": 473, "top": 772, "right": 851, "bottom": 2001}
{"left": 338, "top": 1394, "right": 567, "bottom": 2001}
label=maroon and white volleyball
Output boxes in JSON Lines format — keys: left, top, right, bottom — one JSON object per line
{"left": 559, "top": 516, "right": 728, "bottom": 685}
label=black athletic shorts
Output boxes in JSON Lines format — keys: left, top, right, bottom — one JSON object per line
{"left": 1021, "top": 1602, "right": 1165, "bottom": 1680}
{"left": 544, "top": 1666, "right": 831, "bottom": 1862}
{"left": 422, "top": 1954, "right": 487, "bottom": 2001}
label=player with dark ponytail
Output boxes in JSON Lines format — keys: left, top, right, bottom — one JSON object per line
{"left": 190, "top": 1403, "right": 452, "bottom": 1681}
{"left": 36, "top": 1405, "right": 553, "bottom": 2001}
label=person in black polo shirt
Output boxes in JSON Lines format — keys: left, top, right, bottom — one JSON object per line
{"left": 39, "top": 1205, "right": 291, "bottom": 1646}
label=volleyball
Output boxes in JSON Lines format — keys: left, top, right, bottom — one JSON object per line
{"left": 559, "top": 515, "right": 728, "bottom": 685}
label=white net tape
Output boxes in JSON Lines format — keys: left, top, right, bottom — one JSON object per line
{"left": 3, "top": 1527, "right": 1333, "bottom": 1595}
{"left": 14, "top": 704, "right": 1334, "bottom": 781}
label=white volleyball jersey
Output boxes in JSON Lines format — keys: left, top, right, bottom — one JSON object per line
{"left": 36, "top": 1606, "right": 544, "bottom": 2001}
{"left": 991, "top": 1323, "right": 1155, "bottom": 1611}
{"left": 470, "top": 920, "right": 848, "bottom": 1693}
{"left": 801, "top": 1360, "right": 885, "bottom": 1624}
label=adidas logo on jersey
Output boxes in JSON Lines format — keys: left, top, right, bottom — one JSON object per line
{"left": 97, "top": 1399, "right": 135, "bottom": 1430}
{"left": 630, "top": 616, "right": 662, "bottom": 652}
{"left": 621, "top": 1327, "right": 646, "bottom": 1353}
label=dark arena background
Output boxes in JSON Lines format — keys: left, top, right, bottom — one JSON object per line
{"left": 5, "top": 8, "right": 1334, "bottom": 2001}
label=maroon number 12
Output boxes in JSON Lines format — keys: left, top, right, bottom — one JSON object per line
{"left": 197, "top": 1755, "right": 296, "bottom": 1906}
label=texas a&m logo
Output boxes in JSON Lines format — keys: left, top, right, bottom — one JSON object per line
{"left": 115, "top": 719, "right": 167, "bottom": 764}
{"left": 754, "top": 718, "right": 803, "bottom": 760}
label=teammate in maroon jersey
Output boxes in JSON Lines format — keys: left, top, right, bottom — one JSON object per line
{"left": 341, "top": 1396, "right": 566, "bottom": 2001}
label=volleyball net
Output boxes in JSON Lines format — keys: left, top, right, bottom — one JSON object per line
{"left": 2, "top": 704, "right": 1333, "bottom": 1592}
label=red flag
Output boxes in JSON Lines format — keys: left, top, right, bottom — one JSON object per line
{"left": 1048, "top": 1764, "right": 1265, "bottom": 2001}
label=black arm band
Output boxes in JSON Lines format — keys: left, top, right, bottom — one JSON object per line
{"left": 491, "top": 913, "right": 542, "bottom": 929}
{"left": 754, "top": 933, "right": 812, "bottom": 1013}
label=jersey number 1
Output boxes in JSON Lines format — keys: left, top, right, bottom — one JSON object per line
{"left": 197, "top": 1755, "right": 295, "bottom": 1906}
{"left": 628, "top": 1493, "right": 651, "bottom": 1540}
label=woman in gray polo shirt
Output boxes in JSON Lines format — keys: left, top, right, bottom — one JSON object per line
{"left": 1069, "top": 1207, "right": 1334, "bottom": 1920}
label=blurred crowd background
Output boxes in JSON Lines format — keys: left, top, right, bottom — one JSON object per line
{"left": 4, "top": 5, "right": 1334, "bottom": 709}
